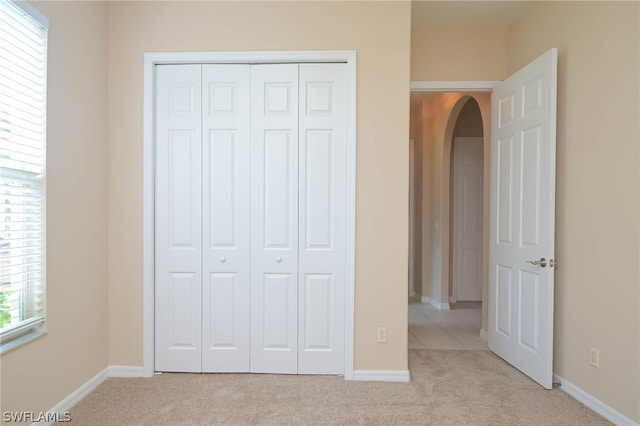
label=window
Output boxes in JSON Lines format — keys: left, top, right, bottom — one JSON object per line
{"left": 0, "top": 0, "right": 48, "bottom": 351}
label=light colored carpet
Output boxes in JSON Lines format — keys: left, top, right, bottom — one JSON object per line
{"left": 63, "top": 350, "right": 610, "bottom": 425}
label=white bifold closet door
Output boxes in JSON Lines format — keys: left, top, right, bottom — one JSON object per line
{"left": 155, "top": 64, "right": 203, "bottom": 373}
{"left": 249, "top": 64, "right": 346, "bottom": 375}
{"left": 249, "top": 64, "right": 300, "bottom": 373}
{"left": 201, "top": 65, "right": 252, "bottom": 373}
{"left": 155, "top": 62, "right": 346, "bottom": 375}
{"left": 297, "top": 64, "right": 346, "bottom": 375}
{"left": 155, "top": 64, "right": 251, "bottom": 373}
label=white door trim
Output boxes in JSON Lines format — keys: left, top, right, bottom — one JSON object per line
{"left": 408, "top": 139, "right": 415, "bottom": 298}
{"left": 143, "top": 51, "right": 357, "bottom": 379}
{"left": 410, "top": 81, "right": 499, "bottom": 92}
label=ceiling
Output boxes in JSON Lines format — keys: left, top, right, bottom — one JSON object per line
{"left": 412, "top": 1, "right": 533, "bottom": 28}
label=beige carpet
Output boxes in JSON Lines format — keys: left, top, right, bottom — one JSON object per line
{"left": 63, "top": 350, "right": 610, "bottom": 425}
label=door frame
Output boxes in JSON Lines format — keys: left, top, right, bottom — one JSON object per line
{"left": 408, "top": 138, "right": 415, "bottom": 298}
{"left": 410, "top": 81, "right": 497, "bottom": 336}
{"left": 142, "top": 51, "right": 357, "bottom": 378}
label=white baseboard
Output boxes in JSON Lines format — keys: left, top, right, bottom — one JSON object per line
{"left": 34, "top": 367, "right": 110, "bottom": 425}
{"left": 109, "top": 365, "right": 145, "bottom": 378}
{"left": 352, "top": 369, "right": 411, "bottom": 383}
{"left": 480, "top": 329, "right": 488, "bottom": 341}
{"left": 420, "top": 296, "right": 450, "bottom": 311}
{"left": 553, "top": 373, "right": 638, "bottom": 426}
{"left": 438, "top": 301, "right": 451, "bottom": 310}
{"left": 34, "top": 365, "right": 146, "bottom": 425}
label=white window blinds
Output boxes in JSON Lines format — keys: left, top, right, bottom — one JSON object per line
{"left": 0, "top": 0, "right": 48, "bottom": 344}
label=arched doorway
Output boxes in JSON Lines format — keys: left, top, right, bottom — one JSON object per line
{"left": 449, "top": 98, "right": 484, "bottom": 303}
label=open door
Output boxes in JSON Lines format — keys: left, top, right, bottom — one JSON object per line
{"left": 488, "top": 48, "right": 557, "bottom": 389}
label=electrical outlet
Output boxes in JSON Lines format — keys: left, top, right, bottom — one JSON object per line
{"left": 376, "top": 327, "right": 387, "bottom": 343}
{"left": 589, "top": 347, "right": 600, "bottom": 368}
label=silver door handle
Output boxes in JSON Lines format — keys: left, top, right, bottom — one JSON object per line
{"left": 526, "top": 258, "right": 547, "bottom": 268}
{"left": 275, "top": 256, "right": 283, "bottom": 263}
{"left": 219, "top": 256, "right": 226, "bottom": 263}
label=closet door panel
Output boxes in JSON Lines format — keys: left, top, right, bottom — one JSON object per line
{"left": 262, "top": 273, "right": 294, "bottom": 348}
{"left": 298, "top": 64, "right": 347, "bottom": 375}
{"left": 263, "top": 130, "right": 293, "bottom": 248}
{"left": 155, "top": 64, "right": 203, "bottom": 372}
{"left": 250, "top": 64, "right": 299, "bottom": 374}
{"left": 202, "top": 65, "right": 251, "bottom": 372}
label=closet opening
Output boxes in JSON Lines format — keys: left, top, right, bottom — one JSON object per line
{"left": 141, "top": 51, "right": 357, "bottom": 379}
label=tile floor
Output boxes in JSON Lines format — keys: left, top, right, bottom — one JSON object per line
{"left": 408, "top": 300, "right": 488, "bottom": 350}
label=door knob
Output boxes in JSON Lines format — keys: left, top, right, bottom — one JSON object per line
{"left": 275, "top": 256, "right": 283, "bottom": 263}
{"left": 526, "top": 258, "right": 547, "bottom": 268}
{"left": 219, "top": 256, "right": 226, "bottom": 263}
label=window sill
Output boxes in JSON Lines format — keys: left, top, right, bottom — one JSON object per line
{"left": 0, "top": 330, "right": 46, "bottom": 355}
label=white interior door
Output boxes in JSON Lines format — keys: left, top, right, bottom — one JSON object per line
{"left": 155, "top": 64, "right": 203, "bottom": 372}
{"left": 201, "top": 65, "right": 251, "bottom": 372}
{"left": 298, "top": 63, "right": 346, "bottom": 374}
{"left": 453, "top": 137, "right": 484, "bottom": 302}
{"left": 488, "top": 48, "right": 557, "bottom": 389}
{"left": 250, "top": 64, "right": 299, "bottom": 374}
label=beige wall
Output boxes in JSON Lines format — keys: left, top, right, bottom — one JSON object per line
{"left": 108, "top": 1, "right": 411, "bottom": 371}
{"left": 416, "top": 93, "right": 460, "bottom": 299}
{"left": 0, "top": 0, "right": 110, "bottom": 415}
{"left": 411, "top": 27, "right": 509, "bottom": 81}
{"left": 508, "top": 2, "right": 640, "bottom": 421}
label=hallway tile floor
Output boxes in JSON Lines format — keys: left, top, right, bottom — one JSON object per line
{"left": 408, "top": 301, "right": 488, "bottom": 350}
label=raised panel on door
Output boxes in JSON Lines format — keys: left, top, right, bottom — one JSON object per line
{"left": 298, "top": 63, "right": 347, "bottom": 374}
{"left": 201, "top": 65, "right": 251, "bottom": 372}
{"left": 262, "top": 273, "right": 294, "bottom": 348}
{"left": 452, "top": 137, "right": 483, "bottom": 302}
{"left": 250, "top": 64, "right": 299, "bottom": 374}
{"left": 520, "top": 126, "right": 542, "bottom": 248}
{"left": 300, "top": 273, "right": 333, "bottom": 354}
{"left": 155, "top": 64, "right": 203, "bottom": 372}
